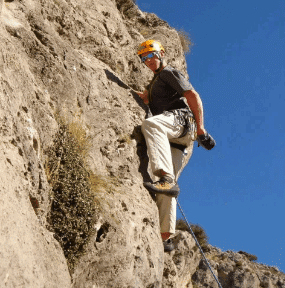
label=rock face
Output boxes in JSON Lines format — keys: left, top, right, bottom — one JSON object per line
{"left": 0, "top": 0, "right": 284, "bottom": 288}
{"left": 191, "top": 247, "right": 285, "bottom": 288}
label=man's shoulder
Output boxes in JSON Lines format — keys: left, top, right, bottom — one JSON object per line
{"left": 159, "top": 66, "right": 193, "bottom": 92}
{"left": 161, "top": 65, "right": 177, "bottom": 73}
{"left": 161, "top": 66, "right": 184, "bottom": 78}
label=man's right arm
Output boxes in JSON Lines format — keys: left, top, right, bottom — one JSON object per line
{"left": 134, "top": 89, "right": 149, "bottom": 104}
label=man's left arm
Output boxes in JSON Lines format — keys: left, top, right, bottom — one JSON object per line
{"left": 183, "top": 89, "right": 206, "bottom": 136}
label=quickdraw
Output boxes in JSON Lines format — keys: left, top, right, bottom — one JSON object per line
{"left": 164, "top": 108, "right": 197, "bottom": 140}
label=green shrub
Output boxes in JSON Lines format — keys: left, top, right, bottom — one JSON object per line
{"left": 45, "top": 117, "right": 98, "bottom": 272}
{"left": 176, "top": 219, "right": 209, "bottom": 251}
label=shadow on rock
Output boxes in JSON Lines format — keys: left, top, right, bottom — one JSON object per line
{"left": 131, "top": 125, "right": 152, "bottom": 184}
{"left": 104, "top": 69, "right": 148, "bottom": 113}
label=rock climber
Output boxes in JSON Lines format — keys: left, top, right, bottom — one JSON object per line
{"left": 135, "top": 39, "right": 215, "bottom": 252}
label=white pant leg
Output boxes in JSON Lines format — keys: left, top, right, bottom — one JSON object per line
{"left": 156, "top": 141, "right": 194, "bottom": 233}
{"left": 142, "top": 113, "right": 195, "bottom": 234}
{"left": 171, "top": 140, "right": 194, "bottom": 182}
{"left": 156, "top": 195, "right": 177, "bottom": 233}
{"left": 141, "top": 113, "right": 184, "bottom": 178}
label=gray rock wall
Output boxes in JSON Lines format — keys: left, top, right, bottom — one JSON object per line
{"left": 0, "top": 0, "right": 168, "bottom": 287}
{"left": 0, "top": 0, "right": 284, "bottom": 288}
{"left": 0, "top": 0, "right": 3, "bottom": 17}
{"left": 0, "top": 2, "right": 71, "bottom": 287}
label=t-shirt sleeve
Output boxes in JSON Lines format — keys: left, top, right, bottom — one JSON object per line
{"left": 160, "top": 68, "right": 193, "bottom": 95}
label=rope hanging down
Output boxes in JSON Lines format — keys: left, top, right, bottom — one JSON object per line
{"left": 177, "top": 200, "right": 223, "bottom": 288}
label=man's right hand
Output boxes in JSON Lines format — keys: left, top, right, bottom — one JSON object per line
{"left": 137, "top": 90, "right": 149, "bottom": 104}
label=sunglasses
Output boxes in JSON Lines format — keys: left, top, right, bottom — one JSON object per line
{"left": 141, "top": 52, "right": 158, "bottom": 63}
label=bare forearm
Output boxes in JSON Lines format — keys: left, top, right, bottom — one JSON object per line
{"left": 135, "top": 89, "right": 149, "bottom": 104}
{"left": 184, "top": 90, "right": 206, "bottom": 135}
{"left": 133, "top": 89, "right": 142, "bottom": 95}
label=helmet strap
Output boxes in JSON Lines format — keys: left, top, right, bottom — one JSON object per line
{"left": 155, "top": 53, "right": 164, "bottom": 73}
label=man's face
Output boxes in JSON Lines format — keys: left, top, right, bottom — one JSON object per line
{"left": 141, "top": 50, "right": 164, "bottom": 73}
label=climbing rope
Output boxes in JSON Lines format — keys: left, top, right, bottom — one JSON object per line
{"left": 177, "top": 200, "right": 223, "bottom": 288}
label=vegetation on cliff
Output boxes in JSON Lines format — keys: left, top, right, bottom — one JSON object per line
{"left": 45, "top": 117, "right": 98, "bottom": 272}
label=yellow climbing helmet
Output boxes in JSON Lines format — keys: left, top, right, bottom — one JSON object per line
{"left": 137, "top": 40, "right": 165, "bottom": 56}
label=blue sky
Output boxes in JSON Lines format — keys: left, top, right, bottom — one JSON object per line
{"left": 136, "top": 0, "right": 285, "bottom": 272}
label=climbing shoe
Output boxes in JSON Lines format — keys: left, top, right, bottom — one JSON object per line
{"left": 163, "top": 239, "right": 175, "bottom": 252}
{"left": 143, "top": 176, "right": 180, "bottom": 197}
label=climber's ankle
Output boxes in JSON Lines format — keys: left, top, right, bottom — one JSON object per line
{"left": 161, "top": 232, "right": 171, "bottom": 241}
{"left": 158, "top": 169, "right": 174, "bottom": 180}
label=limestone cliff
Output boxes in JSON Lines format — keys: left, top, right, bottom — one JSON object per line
{"left": 0, "top": 0, "right": 284, "bottom": 287}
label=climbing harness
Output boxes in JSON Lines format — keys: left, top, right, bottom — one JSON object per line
{"left": 163, "top": 108, "right": 197, "bottom": 140}
{"left": 177, "top": 200, "right": 223, "bottom": 288}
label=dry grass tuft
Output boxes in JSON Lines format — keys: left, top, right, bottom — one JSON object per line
{"left": 177, "top": 29, "right": 193, "bottom": 54}
{"left": 176, "top": 219, "right": 209, "bottom": 251}
{"left": 238, "top": 250, "right": 258, "bottom": 262}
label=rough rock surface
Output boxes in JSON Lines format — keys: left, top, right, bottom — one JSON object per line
{"left": 190, "top": 247, "right": 285, "bottom": 288}
{"left": 0, "top": 0, "right": 284, "bottom": 287}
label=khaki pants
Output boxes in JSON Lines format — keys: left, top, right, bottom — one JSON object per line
{"left": 141, "top": 113, "right": 194, "bottom": 233}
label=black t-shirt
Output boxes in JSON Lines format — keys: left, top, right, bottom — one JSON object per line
{"left": 147, "top": 66, "right": 193, "bottom": 116}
